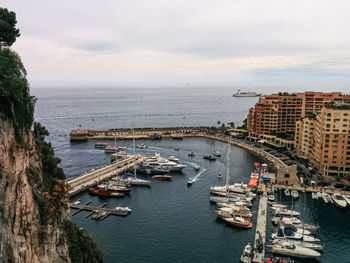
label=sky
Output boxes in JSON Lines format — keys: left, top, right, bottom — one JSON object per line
{"left": 2, "top": 0, "right": 350, "bottom": 91}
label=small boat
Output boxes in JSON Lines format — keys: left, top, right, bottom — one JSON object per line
{"left": 151, "top": 175, "right": 172, "bottom": 180}
{"left": 73, "top": 199, "right": 81, "bottom": 205}
{"left": 273, "top": 208, "right": 300, "bottom": 216}
{"left": 284, "top": 189, "right": 291, "bottom": 196}
{"left": 137, "top": 144, "right": 147, "bottom": 149}
{"left": 343, "top": 194, "right": 350, "bottom": 206}
{"left": 316, "top": 192, "right": 322, "bottom": 199}
{"left": 114, "top": 206, "right": 132, "bottom": 212}
{"left": 268, "top": 195, "right": 275, "bottom": 201}
{"left": 213, "top": 150, "right": 221, "bottom": 157}
{"left": 168, "top": 156, "right": 179, "bottom": 163}
{"left": 271, "top": 240, "right": 321, "bottom": 258}
{"left": 107, "top": 185, "right": 131, "bottom": 193}
{"left": 188, "top": 152, "right": 195, "bottom": 157}
{"left": 203, "top": 155, "right": 216, "bottom": 161}
{"left": 291, "top": 190, "right": 299, "bottom": 199}
{"left": 104, "top": 146, "right": 118, "bottom": 153}
{"left": 218, "top": 172, "right": 222, "bottom": 178}
{"left": 311, "top": 192, "right": 317, "bottom": 199}
{"left": 194, "top": 164, "right": 200, "bottom": 171}
{"left": 92, "top": 211, "right": 107, "bottom": 220}
{"left": 240, "top": 242, "right": 253, "bottom": 263}
{"left": 223, "top": 216, "right": 252, "bottom": 228}
{"left": 322, "top": 192, "right": 332, "bottom": 203}
{"left": 118, "top": 146, "right": 127, "bottom": 151}
{"left": 89, "top": 188, "right": 125, "bottom": 197}
{"left": 174, "top": 148, "right": 179, "bottom": 151}
{"left": 94, "top": 142, "right": 108, "bottom": 148}
{"left": 187, "top": 178, "right": 194, "bottom": 186}
{"left": 332, "top": 193, "right": 347, "bottom": 208}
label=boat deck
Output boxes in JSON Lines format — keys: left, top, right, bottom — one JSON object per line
{"left": 253, "top": 189, "right": 268, "bottom": 263}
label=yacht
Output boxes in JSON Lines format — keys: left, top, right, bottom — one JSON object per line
{"left": 272, "top": 239, "right": 323, "bottom": 251}
{"left": 271, "top": 241, "right": 321, "bottom": 258}
{"left": 331, "top": 194, "right": 347, "bottom": 208}
{"left": 210, "top": 196, "right": 252, "bottom": 207}
{"left": 114, "top": 206, "right": 132, "bottom": 212}
{"left": 311, "top": 192, "right": 317, "bottom": 199}
{"left": 273, "top": 217, "right": 317, "bottom": 231}
{"left": 268, "top": 195, "right": 275, "bottom": 201}
{"left": 94, "top": 142, "right": 108, "bottom": 149}
{"left": 223, "top": 216, "right": 252, "bottom": 228}
{"left": 322, "top": 192, "right": 332, "bottom": 203}
{"left": 232, "top": 90, "right": 261, "bottom": 97}
{"left": 272, "top": 229, "right": 320, "bottom": 242}
{"left": 168, "top": 156, "right": 179, "bottom": 163}
{"left": 104, "top": 146, "right": 118, "bottom": 153}
{"left": 273, "top": 207, "right": 300, "bottom": 216}
{"left": 284, "top": 189, "right": 291, "bottom": 196}
{"left": 291, "top": 190, "right": 299, "bottom": 199}
{"left": 151, "top": 175, "right": 172, "bottom": 180}
{"left": 217, "top": 206, "right": 252, "bottom": 218}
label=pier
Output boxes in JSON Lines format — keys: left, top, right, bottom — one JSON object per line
{"left": 253, "top": 190, "right": 268, "bottom": 263}
{"left": 67, "top": 155, "right": 145, "bottom": 197}
{"left": 70, "top": 202, "right": 130, "bottom": 218}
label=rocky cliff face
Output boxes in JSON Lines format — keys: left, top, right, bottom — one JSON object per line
{"left": 0, "top": 119, "right": 71, "bottom": 263}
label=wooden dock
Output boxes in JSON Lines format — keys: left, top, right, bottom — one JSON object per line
{"left": 67, "top": 155, "right": 145, "bottom": 197}
{"left": 70, "top": 202, "right": 130, "bottom": 218}
{"left": 253, "top": 192, "right": 268, "bottom": 263}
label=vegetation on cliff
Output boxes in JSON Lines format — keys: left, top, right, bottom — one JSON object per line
{"left": 0, "top": 7, "right": 102, "bottom": 262}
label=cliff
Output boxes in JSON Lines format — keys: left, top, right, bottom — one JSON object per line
{"left": 0, "top": 8, "right": 102, "bottom": 263}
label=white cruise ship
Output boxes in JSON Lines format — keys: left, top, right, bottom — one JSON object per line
{"left": 232, "top": 90, "right": 261, "bottom": 97}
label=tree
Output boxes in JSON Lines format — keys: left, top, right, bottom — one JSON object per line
{"left": 217, "top": 120, "right": 221, "bottom": 127}
{"left": 228, "top": 122, "right": 235, "bottom": 128}
{"left": 0, "top": 8, "right": 20, "bottom": 46}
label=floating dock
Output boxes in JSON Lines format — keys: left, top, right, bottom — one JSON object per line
{"left": 67, "top": 155, "right": 145, "bottom": 197}
{"left": 253, "top": 190, "right": 268, "bottom": 263}
{"left": 70, "top": 202, "right": 130, "bottom": 218}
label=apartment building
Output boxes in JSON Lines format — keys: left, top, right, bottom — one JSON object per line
{"left": 247, "top": 92, "right": 347, "bottom": 137}
{"left": 295, "top": 104, "right": 350, "bottom": 179}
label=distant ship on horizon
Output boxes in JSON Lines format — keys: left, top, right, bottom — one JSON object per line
{"left": 232, "top": 89, "right": 261, "bottom": 97}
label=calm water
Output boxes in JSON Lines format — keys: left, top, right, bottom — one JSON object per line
{"left": 32, "top": 87, "right": 350, "bottom": 263}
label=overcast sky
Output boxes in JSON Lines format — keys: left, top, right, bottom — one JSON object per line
{"left": 2, "top": 0, "right": 350, "bottom": 90}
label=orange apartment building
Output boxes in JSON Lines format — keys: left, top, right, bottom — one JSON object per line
{"left": 247, "top": 92, "right": 348, "bottom": 137}
{"left": 295, "top": 104, "right": 350, "bottom": 179}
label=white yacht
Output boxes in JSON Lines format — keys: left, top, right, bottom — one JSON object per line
{"left": 272, "top": 229, "right": 320, "bottom": 242}
{"left": 322, "top": 192, "right": 332, "bottom": 203}
{"left": 232, "top": 90, "right": 261, "bottom": 97}
{"left": 271, "top": 241, "right": 321, "bottom": 258}
{"left": 273, "top": 239, "right": 323, "bottom": 251}
{"left": 168, "top": 156, "right": 179, "bottom": 163}
{"left": 332, "top": 194, "right": 347, "bottom": 208}
{"left": 291, "top": 190, "right": 299, "bottom": 199}
{"left": 114, "top": 206, "right": 132, "bottom": 212}
{"left": 273, "top": 208, "right": 300, "bottom": 216}
{"left": 268, "top": 195, "right": 275, "bottom": 201}
{"left": 284, "top": 189, "right": 290, "bottom": 196}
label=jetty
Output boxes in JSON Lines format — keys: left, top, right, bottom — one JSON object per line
{"left": 70, "top": 202, "right": 130, "bottom": 218}
{"left": 253, "top": 190, "right": 268, "bottom": 263}
{"left": 67, "top": 155, "right": 145, "bottom": 197}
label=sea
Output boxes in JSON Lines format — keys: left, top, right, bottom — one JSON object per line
{"left": 32, "top": 87, "right": 350, "bottom": 263}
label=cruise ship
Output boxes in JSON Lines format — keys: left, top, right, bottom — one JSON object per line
{"left": 232, "top": 90, "right": 261, "bottom": 97}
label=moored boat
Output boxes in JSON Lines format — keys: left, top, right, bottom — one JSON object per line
{"left": 343, "top": 194, "right": 350, "bottom": 206}
{"left": 272, "top": 229, "right": 320, "bottom": 242}
{"left": 271, "top": 240, "right": 321, "bottom": 258}
{"left": 187, "top": 178, "right": 194, "bottom": 186}
{"left": 137, "top": 143, "right": 147, "bottom": 149}
{"left": 240, "top": 242, "right": 253, "bottom": 263}
{"left": 213, "top": 150, "right": 221, "bottom": 157}
{"left": 114, "top": 206, "right": 132, "bottom": 212}
{"left": 322, "top": 192, "right": 332, "bottom": 203}
{"left": 268, "top": 195, "right": 275, "bottom": 201}
{"left": 194, "top": 164, "right": 200, "bottom": 171}
{"left": 332, "top": 193, "right": 347, "bottom": 208}
{"left": 272, "top": 239, "right": 323, "bottom": 251}
{"left": 151, "top": 175, "right": 172, "bottom": 180}
{"left": 223, "top": 216, "right": 252, "bottom": 228}
{"left": 104, "top": 146, "right": 118, "bottom": 153}
{"left": 291, "top": 190, "right": 299, "bottom": 199}
{"left": 89, "top": 187, "right": 125, "bottom": 197}
{"left": 94, "top": 142, "right": 108, "bottom": 148}
{"left": 273, "top": 208, "right": 300, "bottom": 216}
{"left": 284, "top": 189, "right": 291, "bottom": 196}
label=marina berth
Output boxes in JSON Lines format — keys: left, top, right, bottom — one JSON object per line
{"left": 331, "top": 194, "right": 347, "bottom": 208}
{"left": 271, "top": 241, "right": 321, "bottom": 259}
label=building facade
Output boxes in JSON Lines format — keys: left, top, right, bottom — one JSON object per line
{"left": 247, "top": 92, "right": 348, "bottom": 137}
{"left": 295, "top": 104, "right": 350, "bottom": 180}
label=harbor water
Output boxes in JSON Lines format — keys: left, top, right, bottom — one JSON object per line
{"left": 33, "top": 87, "right": 350, "bottom": 263}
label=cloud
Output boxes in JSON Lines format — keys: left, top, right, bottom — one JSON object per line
{"left": 2, "top": 0, "right": 350, "bottom": 87}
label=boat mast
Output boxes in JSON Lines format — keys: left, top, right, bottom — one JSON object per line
{"left": 133, "top": 128, "right": 137, "bottom": 178}
{"left": 225, "top": 140, "right": 231, "bottom": 197}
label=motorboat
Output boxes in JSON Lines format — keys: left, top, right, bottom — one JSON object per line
{"left": 272, "top": 229, "right": 320, "bottom": 242}
{"left": 275, "top": 217, "right": 317, "bottom": 231}
{"left": 284, "top": 189, "right": 290, "bottom": 196}
{"left": 94, "top": 142, "right": 108, "bottom": 149}
{"left": 271, "top": 240, "right": 321, "bottom": 258}
{"left": 268, "top": 195, "right": 275, "bottom": 201}
{"left": 291, "top": 190, "right": 299, "bottom": 199}
{"left": 213, "top": 150, "right": 222, "bottom": 157}
{"left": 331, "top": 194, "right": 347, "bottom": 208}
{"left": 188, "top": 152, "right": 195, "bottom": 157}
{"left": 322, "top": 192, "right": 332, "bottom": 203}
{"left": 223, "top": 216, "right": 252, "bottom": 228}
{"left": 143, "top": 153, "right": 187, "bottom": 171}
{"left": 114, "top": 206, "right": 131, "bottom": 212}
{"left": 232, "top": 90, "right": 261, "bottom": 97}
{"left": 187, "top": 178, "right": 194, "bottom": 186}
{"left": 107, "top": 184, "right": 131, "bottom": 193}
{"left": 240, "top": 242, "right": 253, "bottom": 263}
{"left": 210, "top": 185, "right": 249, "bottom": 195}
{"left": 272, "top": 239, "right": 323, "bottom": 251}
{"left": 104, "top": 146, "right": 118, "bottom": 153}
{"left": 210, "top": 196, "right": 252, "bottom": 207}
{"left": 137, "top": 144, "right": 147, "bottom": 149}
{"left": 217, "top": 172, "right": 223, "bottom": 178}
{"left": 272, "top": 216, "right": 301, "bottom": 226}
{"left": 89, "top": 187, "right": 125, "bottom": 198}
{"left": 218, "top": 206, "right": 252, "bottom": 218}
{"left": 151, "top": 175, "right": 172, "bottom": 180}
{"left": 270, "top": 203, "right": 287, "bottom": 209}
{"left": 273, "top": 208, "right": 300, "bottom": 216}
{"left": 211, "top": 190, "right": 253, "bottom": 202}
{"left": 118, "top": 146, "right": 127, "bottom": 151}
{"left": 311, "top": 192, "right": 317, "bottom": 199}
{"left": 316, "top": 192, "right": 322, "bottom": 199}
{"left": 343, "top": 194, "right": 350, "bottom": 206}
{"left": 168, "top": 156, "right": 179, "bottom": 163}
{"left": 92, "top": 211, "right": 107, "bottom": 220}
{"left": 73, "top": 199, "right": 81, "bottom": 205}
{"left": 203, "top": 155, "right": 216, "bottom": 161}
{"left": 194, "top": 164, "right": 200, "bottom": 171}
